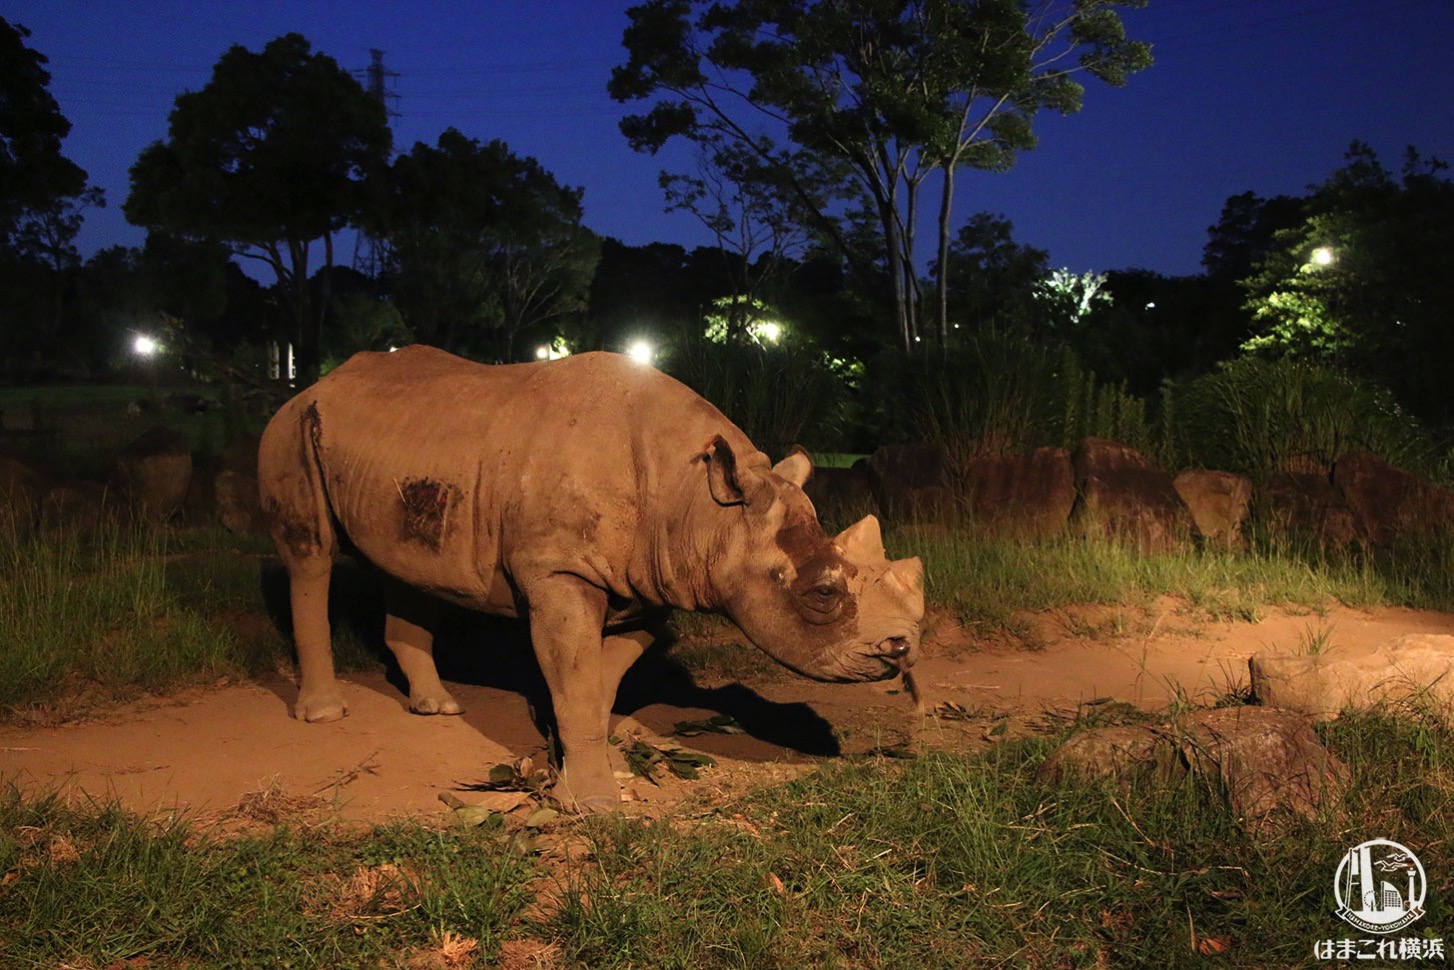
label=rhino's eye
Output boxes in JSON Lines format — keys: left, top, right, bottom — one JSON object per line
{"left": 803, "top": 583, "right": 842, "bottom": 612}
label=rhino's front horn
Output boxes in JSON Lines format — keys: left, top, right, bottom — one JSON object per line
{"left": 835, "top": 515, "right": 885, "bottom": 561}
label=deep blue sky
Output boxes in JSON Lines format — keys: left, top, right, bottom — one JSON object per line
{"left": 10, "top": 0, "right": 1454, "bottom": 278}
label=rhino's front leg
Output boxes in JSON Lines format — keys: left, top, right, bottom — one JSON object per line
{"left": 524, "top": 575, "right": 618, "bottom": 813}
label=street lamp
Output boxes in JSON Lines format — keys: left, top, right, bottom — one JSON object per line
{"left": 627, "top": 340, "right": 654, "bottom": 365}
{"left": 133, "top": 334, "right": 160, "bottom": 357}
{"left": 1311, "top": 246, "right": 1336, "bottom": 267}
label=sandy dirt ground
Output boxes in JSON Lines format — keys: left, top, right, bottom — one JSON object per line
{"left": 4, "top": 602, "right": 1453, "bottom": 825}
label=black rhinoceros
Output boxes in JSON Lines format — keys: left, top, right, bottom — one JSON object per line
{"left": 257, "top": 345, "right": 923, "bottom": 811}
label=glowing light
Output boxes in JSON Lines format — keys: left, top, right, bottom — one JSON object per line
{"left": 627, "top": 340, "right": 654, "bottom": 365}
{"left": 755, "top": 321, "right": 782, "bottom": 344}
{"left": 535, "top": 346, "right": 550, "bottom": 360}
{"left": 133, "top": 335, "right": 159, "bottom": 357}
{"left": 1312, "top": 246, "right": 1336, "bottom": 267}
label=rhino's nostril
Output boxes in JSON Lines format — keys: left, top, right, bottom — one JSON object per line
{"left": 880, "top": 637, "right": 910, "bottom": 660}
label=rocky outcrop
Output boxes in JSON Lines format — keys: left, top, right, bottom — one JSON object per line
{"left": 1039, "top": 707, "right": 1349, "bottom": 830}
{"left": 865, "top": 443, "right": 954, "bottom": 522}
{"left": 960, "top": 446, "right": 1075, "bottom": 538}
{"left": 1250, "top": 634, "right": 1454, "bottom": 719}
{"left": 1333, "top": 451, "right": 1454, "bottom": 547}
{"left": 1071, "top": 438, "right": 1194, "bottom": 553}
{"left": 110, "top": 424, "right": 193, "bottom": 523}
{"left": 1173, "top": 469, "right": 1253, "bottom": 548}
{"left": 1255, "top": 472, "right": 1359, "bottom": 547}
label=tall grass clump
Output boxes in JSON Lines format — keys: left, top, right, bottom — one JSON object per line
{"left": 666, "top": 336, "right": 850, "bottom": 460}
{"left": 0, "top": 520, "right": 236, "bottom": 709}
{"left": 1167, "top": 357, "right": 1433, "bottom": 480}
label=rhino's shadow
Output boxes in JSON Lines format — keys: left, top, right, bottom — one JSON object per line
{"left": 260, "top": 557, "right": 841, "bottom": 759}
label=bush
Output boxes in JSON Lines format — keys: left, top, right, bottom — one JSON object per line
{"left": 1167, "top": 358, "right": 1433, "bottom": 481}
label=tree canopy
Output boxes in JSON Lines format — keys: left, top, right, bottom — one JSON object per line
{"left": 124, "top": 33, "right": 391, "bottom": 382}
{"left": 610, "top": 0, "right": 1150, "bottom": 350}
{"left": 366, "top": 129, "right": 599, "bottom": 362}
{"left": 1239, "top": 142, "right": 1454, "bottom": 424}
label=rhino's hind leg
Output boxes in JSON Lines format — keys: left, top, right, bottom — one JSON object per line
{"left": 384, "top": 587, "right": 461, "bottom": 716}
{"left": 289, "top": 556, "right": 348, "bottom": 722}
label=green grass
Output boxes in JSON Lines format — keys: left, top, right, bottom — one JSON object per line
{"left": 6, "top": 706, "right": 1449, "bottom": 968}
{"left": 890, "top": 525, "right": 1454, "bottom": 634}
{"left": 0, "top": 787, "right": 534, "bottom": 968}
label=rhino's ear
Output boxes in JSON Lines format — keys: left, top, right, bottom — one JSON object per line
{"left": 773, "top": 446, "right": 813, "bottom": 488}
{"left": 703, "top": 434, "right": 770, "bottom": 507}
{"left": 835, "top": 514, "right": 886, "bottom": 561}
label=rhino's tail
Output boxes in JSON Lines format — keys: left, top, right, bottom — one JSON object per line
{"left": 257, "top": 395, "right": 338, "bottom": 564}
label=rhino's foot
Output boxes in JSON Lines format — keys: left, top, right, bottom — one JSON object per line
{"left": 409, "top": 691, "right": 462, "bottom": 716}
{"left": 553, "top": 768, "right": 621, "bottom": 814}
{"left": 295, "top": 690, "right": 347, "bottom": 723}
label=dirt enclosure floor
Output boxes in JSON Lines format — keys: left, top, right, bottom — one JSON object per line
{"left": 4, "top": 602, "right": 1453, "bottom": 825}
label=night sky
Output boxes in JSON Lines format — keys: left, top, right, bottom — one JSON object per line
{"left": 9, "top": 0, "right": 1453, "bottom": 278}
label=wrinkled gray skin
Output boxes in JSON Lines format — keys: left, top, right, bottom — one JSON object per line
{"left": 257, "top": 346, "right": 924, "bottom": 812}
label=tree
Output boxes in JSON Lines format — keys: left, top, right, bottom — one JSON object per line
{"left": 938, "top": 211, "right": 1047, "bottom": 333}
{"left": 0, "top": 18, "right": 105, "bottom": 371}
{"left": 610, "top": 0, "right": 1150, "bottom": 351}
{"left": 661, "top": 136, "right": 821, "bottom": 342}
{"left": 125, "top": 33, "right": 391, "bottom": 384}
{"left": 1239, "top": 143, "right": 1454, "bottom": 424}
{"left": 368, "top": 129, "right": 599, "bottom": 362}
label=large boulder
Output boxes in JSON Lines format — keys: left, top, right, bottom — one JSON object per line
{"left": 40, "top": 480, "right": 111, "bottom": 534}
{"left": 1040, "top": 707, "right": 1348, "bottom": 830}
{"left": 803, "top": 460, "right": 878, "bottom": 529}
{"left": 110, "top": 424, "right": 193, "bottom": 523}
{"left": 865, "top": 442, "right": 954, "bottom": 523}
{"left": 1250, "top": 634, "right": 1454, "bottom": 719}
{"left": 1071, "top": 438, "right": 1193, "bottom": 553}
{"left": 1333, "top": 451, "right": 1454, "bottom": 547}
{"left": 1256, "top": 471, "right": 1359, "bottom": 547}
{"left": 214, "top": 433, "right": 265, "bottom": 535}
{"left": 960, "top": 446, "right": 1075, "bottom": 538}
{"left": 0, "top": 453, "right": 43, "bottom": 529}
{"left": 1174, "top": 469, "right": 1253, "bottom": 548}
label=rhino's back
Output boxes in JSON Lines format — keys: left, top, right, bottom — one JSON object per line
{"left": 260, "top": 346, "right": 740, "bottom": 609}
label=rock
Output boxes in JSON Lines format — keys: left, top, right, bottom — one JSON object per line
{"left": 866, "top": 442, "right": 954, "bottom": 523}
{"left": 1177, "top": 707, "right": 1349, "bottom": 827}
{"left": 1333, "top": 451, "right": 1454, "bottom": 547}
{"left": 960, "top": 446, "right": 1075, "bottom": 538}
{"left": 110, "top": 424, "right": 193, "bottom": 523}
{"left": 39, "top": 480, "right": 111, "bottom": 534}
{"left": 1037, "top": 724, "right": 1183, "bottom": 786}
{"left": 1173, "top": 469, "right": 1252, "bottom": 548}
{"left": 1250, "top": 634, "right": 1454, "bottom": 719}
{"left": 213, "top": 434, "right": 264, "bottom": 535}
{"left": 1071, "top": 438, "right": 1193, "bottom": 553}
{"left": 0, "top": 453, "right": 43, "bottom": 528}
{"left": 1256, "top": 471, "right": 1358, "bottom": 547}
{"left": 1039, "top": 707, "right": 1348, "bottom": 830}
{"left": 803, "top": 461, "right": 877, "bottom": 528}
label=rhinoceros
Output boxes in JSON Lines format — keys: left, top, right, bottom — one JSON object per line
{"left": 257, "top": 345, "right": 923, "bottom": 811}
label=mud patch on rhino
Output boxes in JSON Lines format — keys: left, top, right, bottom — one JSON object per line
{"left": 395, "top": 477, "right": 461, "bottom": 550}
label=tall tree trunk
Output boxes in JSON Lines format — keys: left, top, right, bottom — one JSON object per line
{"left": 936, "top": 164, "right": 956, "bottom": 346}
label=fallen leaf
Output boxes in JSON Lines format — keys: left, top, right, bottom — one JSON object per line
{"left": 1198, "top": 936, "right": 1230, "bottom": 955}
